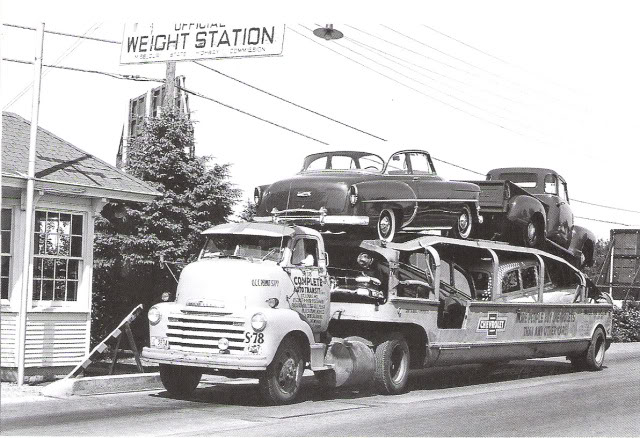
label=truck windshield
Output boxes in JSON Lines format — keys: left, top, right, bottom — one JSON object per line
{"left": 201, "top": 235, "right": 291, "bottom": 262}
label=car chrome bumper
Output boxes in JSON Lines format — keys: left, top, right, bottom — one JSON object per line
{"left": 253, "top": 213, "right": 369, "bottom": 226}
{"left": 142, "top": 347, "right": 268, "bottom": 371}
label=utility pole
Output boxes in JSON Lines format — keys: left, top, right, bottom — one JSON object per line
{"left": 17, "top": 22, "right": 45, "bottom": 386}
{"left": 164, "top": 61, "right": 176, "bottom": 108}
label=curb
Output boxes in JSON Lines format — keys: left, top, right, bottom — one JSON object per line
{"left": 41, "top": 372, "right": 163, "bottom": 398}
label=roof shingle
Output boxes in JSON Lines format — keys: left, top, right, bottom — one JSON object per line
{"left": 2, "top": 112, "right": 158, "bottom": 200}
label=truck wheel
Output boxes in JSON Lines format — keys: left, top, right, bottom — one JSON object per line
{"left": 159, "top": 364, "right": 202, "bottom": 398}
{"left": 521, "top": 218, "right": 542, "bottom": 247}
{"left": 374, "top": 334, "right": 410, "bottom": 395}
{"left": 259, "top": 338, "right": 304, "bottom": 405}
{"left": 570, "top": 328, "right": 606, "bottom": 371}
{"left": 451, "top": 205, "right": 473, "bottom": 240}
{"left": 377, "top": 209, "right": 397, "bottom": 242}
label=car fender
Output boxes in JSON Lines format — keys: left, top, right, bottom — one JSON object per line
{"left": 506, "top": 194, "right": 547, "bottom": 229}
{"left": 353, "top": 180, "right": 417, "bottom": 224}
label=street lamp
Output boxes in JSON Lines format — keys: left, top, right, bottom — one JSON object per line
{"left": 313, "top": 24, "right": 343, "bottom": 41}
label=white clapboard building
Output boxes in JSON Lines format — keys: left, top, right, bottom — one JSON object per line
{"left": 1, "top": 112, "right": 158, "bottom": 382}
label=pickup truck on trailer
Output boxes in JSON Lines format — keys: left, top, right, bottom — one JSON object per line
{"left": 467, "top": 167, "right": 596, "bottom": 267}
{"left": 142, "top": 222, "right": 612, "bottom": 404}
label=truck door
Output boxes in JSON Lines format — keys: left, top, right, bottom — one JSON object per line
{"left": 542, "top": 174, "right": 570, "bottom": 246}
{"left": 287, "top": 236, "right": 331, "bottom": 333}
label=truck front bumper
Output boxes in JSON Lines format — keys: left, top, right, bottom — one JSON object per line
{"left": 142, "top": 347, "right": 269, "bottom": 371}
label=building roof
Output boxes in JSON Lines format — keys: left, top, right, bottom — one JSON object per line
{"left": 2, "top": 112, "right": 159, "bottom": 202}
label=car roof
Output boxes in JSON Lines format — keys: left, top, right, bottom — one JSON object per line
{"left": 488, "top": 167, "right": 559, "bottom": 178}
{"left": 302, "top": 151, "right": 383, "bottom": 168}
{"left": 202, "top": 222, "right": 321, "bottom": 239}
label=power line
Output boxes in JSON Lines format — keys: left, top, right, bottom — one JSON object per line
{"left": 177, "top": 85, "right": 329, "bottom": 146}
{"left": 431, "top": 157, "right": 485, "bottom": 176}
{"left": 3, "top": 23, "right": 119, "bottom": 44}
{"left": 3, "top": 23, "right": 103, "bottom": 110}
{"left": 2, "top": 57, "right": 162, "bottom": 82}
{"left": 572, "top": 199, "right": 640, "bottom": 214}
{"left": 193, "top": 61, "right": 387, "bottom": 141}
{"left": 293, "top": 25, "right": 546, "bottom": 145}
{"left": 344, "top": 24, "right": 477, "bottom": 78}
{"left": 421, "top": 24, "right": 583, "bottom": 97}
{"left": 575, "top": 216, "right": 640, "bottom": 227}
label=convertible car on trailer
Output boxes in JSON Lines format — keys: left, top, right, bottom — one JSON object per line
{"left": 253, "top": 150, "right": 482, "bottom": 242}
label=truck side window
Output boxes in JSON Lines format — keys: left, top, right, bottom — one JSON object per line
{"left": 544, "top": 174, "right": 557, "bottom": 194}
{"left": 453, "top": 266, "right": 473, "bottom": 299}
{"left": 291, "top": 238, "right": 318, "bottom": 267}
{"left": 502, "top": 269, "right": 521, "bottom": 293}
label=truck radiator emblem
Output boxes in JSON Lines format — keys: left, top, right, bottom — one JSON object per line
{"left": 296, "top": 191, "right": 312, "bottom": 197}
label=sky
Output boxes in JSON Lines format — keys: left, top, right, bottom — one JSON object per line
{"left": 1, "top": 1, "right": 640, "bottom": 239}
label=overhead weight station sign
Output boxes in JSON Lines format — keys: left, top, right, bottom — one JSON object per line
{"left": 120, "top": 23, "right": 285, "bottom": 64}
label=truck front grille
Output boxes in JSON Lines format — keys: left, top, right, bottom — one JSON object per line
{"left": 166, "top": 313, "right": 247, "bottom": 354}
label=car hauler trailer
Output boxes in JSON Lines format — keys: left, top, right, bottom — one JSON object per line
{"left": 141, "top": 222, "right": 613, "bottom": 404}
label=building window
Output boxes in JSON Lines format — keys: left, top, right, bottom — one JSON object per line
{"left": 32, "top": 211, "right": 83, "bottom": 302}
{"left": 1, "top": 208, "right": 12, "bottom": 300}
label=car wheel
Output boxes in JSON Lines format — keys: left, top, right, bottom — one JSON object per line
{"left": 374, "top": 333, "right": 410, "bottom": 395}
{"left": 522, "top": 218, "right": 542, "bottom": 247}
{"left": 451, "top": 205, "right": 473, "bottom": 239}
{"left": 159, "top": 364, "right": 202, "bottom": 398}
{"left": 259, "top": 338, "right": 305, "bottom": 405}
{"left": 377, "top": 209, "right": 397, "bottom": 242}
{"left": 570, "top": 328, "right": 606, "bottom": 371}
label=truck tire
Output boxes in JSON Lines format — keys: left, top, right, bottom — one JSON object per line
{"left": 377, "top": 209, "right": 397, "bottom": 242}
{"left": 374, "top": 334, "right": 410, "bottom": 395}
{"left": 259, "top": 338, "right": 304, "bottom": 405}
{"left": 521, "top": 217, "right": 542, "bottom": 248}
{"left": 450, "top": 205, "right": 473, "bottom": 240}
{"left": 570, "top": 328, "right": 606, "bottom": 371}
{"left": 159, "top": 364, "right": 202, "bottom": 398}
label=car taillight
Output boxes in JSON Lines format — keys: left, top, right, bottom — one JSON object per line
{"left": 349, "top": 185, "right": 358, "bottom": 206}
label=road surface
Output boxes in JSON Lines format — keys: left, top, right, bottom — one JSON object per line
{"left": 2, "top": 344, "right": 639, "bottom": 436}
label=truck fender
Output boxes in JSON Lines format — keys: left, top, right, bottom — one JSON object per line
{"left": 506, "top": 194, "right": 546, "bottom": 229}
{"left": 262, "top": 309, "right": 315, "bottom": 364}
{"left": 568, "top": 225, "right": 596, "bottom": 264}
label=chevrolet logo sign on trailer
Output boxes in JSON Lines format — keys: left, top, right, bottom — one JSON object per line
{"left": 120, "top": 23, "right": 286, "bottom": 64}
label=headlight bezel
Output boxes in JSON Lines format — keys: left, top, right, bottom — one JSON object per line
{"left": 251, "top": 312, "right": 267, "bottom": 332}
{"left": 148, "top": 306, "right": 162, "bottom": 326}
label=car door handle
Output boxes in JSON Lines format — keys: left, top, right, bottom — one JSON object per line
{"left": 412, "top": 177, "right": 420, "bottom": 181}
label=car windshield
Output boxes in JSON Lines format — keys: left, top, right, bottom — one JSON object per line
{"left": 303, "top": 153, "right": 384, "bottom": 172}
{"left": 201, "top": 234, "right": 290, "bottom": 262}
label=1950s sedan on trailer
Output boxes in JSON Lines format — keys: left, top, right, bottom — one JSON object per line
{"left": 254, "top": 150, "right": 482, "bottom": 242}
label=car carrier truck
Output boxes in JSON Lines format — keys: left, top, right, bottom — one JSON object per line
{"left": 142, "top": 222, "right": 613, "bottom": 405}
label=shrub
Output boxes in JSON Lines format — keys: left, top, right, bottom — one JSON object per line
{"left": 612, "top": 301, "right": 640, "bottom": 342}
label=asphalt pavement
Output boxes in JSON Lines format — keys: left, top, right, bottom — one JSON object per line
{"left": 1, "top": 343, "right": 639, "bottom": 436}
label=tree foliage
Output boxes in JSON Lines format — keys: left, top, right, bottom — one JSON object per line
{"left": 92, "top": 109, "right": 240, "bottom": 346}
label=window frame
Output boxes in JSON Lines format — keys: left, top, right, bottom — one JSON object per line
{"left": 31, "top": 209, "right": 86, "bottom": 306}
{"left": 1, "top": 207, "right": 13, "bottom": 304}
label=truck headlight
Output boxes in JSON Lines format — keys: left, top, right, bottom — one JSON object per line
{"left": 148, "top": 306, "right": 162, "bottom": 326}
{"left": 251, "top": 313, "right": 267, "bottom": 332}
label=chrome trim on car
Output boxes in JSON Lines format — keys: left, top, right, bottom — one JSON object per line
{"left": 254, "top": 208, "right": 369, "bottom": 226}
{"left": 360, "top": 198, "right": 479, "bottom": 203}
